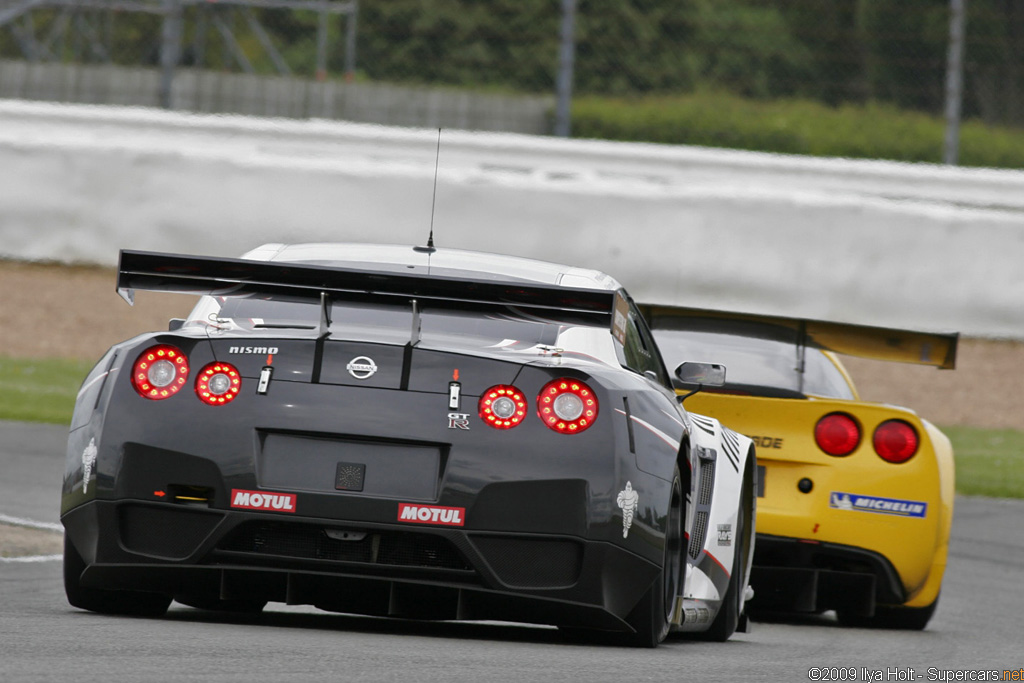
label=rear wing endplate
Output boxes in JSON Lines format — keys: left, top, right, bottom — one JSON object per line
{"left": 117, "top": 250, "right": 616, "bottom": 319}
{"left": 640, "top": 304, "right": 958, "bottom": 370}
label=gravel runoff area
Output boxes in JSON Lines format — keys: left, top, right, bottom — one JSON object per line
{"left": 2, "top": 259, "right": 1022, "bottom": 557}
{"left": 0, "top": 523, "right": 61, "bottom": 559}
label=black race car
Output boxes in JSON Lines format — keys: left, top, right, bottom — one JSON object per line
{"left": 61, "top": 243, "right": 757, "bottom": 647}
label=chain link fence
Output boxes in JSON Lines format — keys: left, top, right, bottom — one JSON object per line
{"left": 0, "top": 0, "right": 1019, "bottom": 162}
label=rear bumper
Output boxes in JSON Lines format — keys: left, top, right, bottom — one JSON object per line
{"left": 63, "top": 499, "right": 659, "bottom": 631}
{"left": 749, "top": 534, "right": 905, "bottom": 616}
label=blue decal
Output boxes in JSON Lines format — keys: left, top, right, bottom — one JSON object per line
{"left": 829, "top": 491, "right": 927, "bottom": 518}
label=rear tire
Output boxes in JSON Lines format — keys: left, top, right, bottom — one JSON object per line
{"left": 621, "top": 467, "right": 683, "bottom": 648}
{"left": 702, "top": 460, "right": 753, "bottom": 642}
{"left": 837, "top": 594, "right": 939, "bottom": 631}
{"left": 64, "top": 535, "right": 171, "bottom": 617}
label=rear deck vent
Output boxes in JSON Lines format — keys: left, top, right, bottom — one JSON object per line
{"left": 119, "top": 504, "right": 222, "bottom": 559}
{"left": 470, "top": 535, "right": 583, "bottom": 588}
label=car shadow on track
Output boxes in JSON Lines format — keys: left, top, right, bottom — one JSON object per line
{"left": 748, "top": 611, "right": 841, "bottom": 628}
{"left": 162, "top": 605, "right": 569, "bottom": 646}
{"left": 158, "top": 605, "right": 759, "bottom": 648}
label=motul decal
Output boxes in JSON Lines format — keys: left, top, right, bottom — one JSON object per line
{"left": 231, "top": 488, "right": 296, "bottom": 513}
{"left": 397, "top": 503, "right": 465, "bottom": 527}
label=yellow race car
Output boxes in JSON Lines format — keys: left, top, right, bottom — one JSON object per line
{"left": 641, "top": 305, "right": 957, "bottom": 630}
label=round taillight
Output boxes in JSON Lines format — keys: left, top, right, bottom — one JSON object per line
{"left": 131, "top": 345, "right": 189, "bottom": 400}
{"left": 195, "top": 362, "right": 242, "bottom": 405}
{"left": 479, "top": 384, "right": 528, "bottom": 429}
{"left": 873, "top": 420, "right": 919, "bottom": 463}
{"left": 814, "top": 412, "right": 861, "bottom": 456}
{"left": 537, "top": 378, "right": 598, "bottom": 434}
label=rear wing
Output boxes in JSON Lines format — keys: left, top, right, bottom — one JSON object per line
{"left": 639, "top": 304, "right": 957, "bottom": 370}
{"left": 117, "top": 250, "right": 616, "bottom": 319}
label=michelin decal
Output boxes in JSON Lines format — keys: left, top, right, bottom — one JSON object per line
{"left": 830, "top": 491, "right": 927, "bottom": 518}
{"left": 616, "top": 482, "right": 639, "bottom": 538}
{"left": 81, "top": 438, "right": 98, "bottom": 494}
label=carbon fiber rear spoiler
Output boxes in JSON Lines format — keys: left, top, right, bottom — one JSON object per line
{"left": 117, "top": 250, "right": 616, "bottom": 318}
{"left": 640, "top": 304, "right": 958, "bottom": 370}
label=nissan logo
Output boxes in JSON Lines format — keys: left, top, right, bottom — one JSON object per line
{"left": 346, "top": 356, "right": 378, "bottom": 380}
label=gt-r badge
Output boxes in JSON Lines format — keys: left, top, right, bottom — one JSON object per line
{"left": 829, "top": 491, "right": 927, "bottom": 518}
{"left": 447, "top": 413, "right": 470, "bottom": 430}
{"left": 346, "top": 356, "right": 378, "bottom": 379}
{"left": 230, "top": 489, "right": 297, "bottom": 513}
{"left": 397, "top": 503, "right": 466, "bottom": 527}
{"left": 81, "top": 438, "right": 98, "bottom": 494}
{"left": 616, "top": 482, "right": 639, "bottom": 538}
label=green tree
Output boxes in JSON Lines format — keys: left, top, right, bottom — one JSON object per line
{"left": 773, "top": 0, "right": 865, "bottom": 105}
{"left": 963, "top": 0, "right": 1024, "bottom": 126}
{"left": 356, "top": 0, "right": 558, "bottom": 90}
{"left": 857, "top": 0, "right": 948, "bottom": 112}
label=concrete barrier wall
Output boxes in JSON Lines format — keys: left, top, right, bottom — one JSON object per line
{"left": 1, "top": 99, "right": 1022, "bottom": 339}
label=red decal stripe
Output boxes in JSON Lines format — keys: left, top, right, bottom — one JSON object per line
{"left": 704, "top": 549, "right": 731, "bottom": 580}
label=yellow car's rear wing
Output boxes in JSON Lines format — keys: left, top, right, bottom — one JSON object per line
{"left": 639, "top": 304, "right": 958, "bottom": 370}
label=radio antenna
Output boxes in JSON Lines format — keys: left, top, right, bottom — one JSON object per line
{"left": 427, "top": 128, "right": 441, "bottom": 250}
{"left": 414, "top": 128, "right": 440, "bottom": 255}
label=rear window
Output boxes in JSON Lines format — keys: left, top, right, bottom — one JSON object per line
{"left": 650, "top": 323, "right": 854, "bottom": 400}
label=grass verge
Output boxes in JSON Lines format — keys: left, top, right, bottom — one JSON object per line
{"left": 0, "top": 356, "right": 95, "bottom": 425}
{"left": 572, "top": 91, "right": 1024, "bottom": 169}
{"left": 941, "top": 426, "right": 1024, "bottom": 499}
{"left": 2, "top": 357, "right": 1021, "bottom": 499}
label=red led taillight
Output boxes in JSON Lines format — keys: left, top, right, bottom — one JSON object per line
{"left": 479, "top": 385, "right": 528, "bottom": 429}
{"left": 195, "top": 362, "right": 242, "bottom": 405}
{"left": 131, "top": 345, "right": 189, "bottom": 400}
{"left": 814, "top": 412, "right": 861, "bottom": 456}
{"left": 537, "top": 378, "right": 598, "bottom": 434}
{"left": 873, "top": 420, "right": 919, "bottom": 463}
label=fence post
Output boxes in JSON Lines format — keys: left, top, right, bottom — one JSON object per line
{"left": 316, "top": 1, "right": 328, "bottom": 81}
{"left": 943, "top": 0, "right": 966, "bottom": 165}
{"left": 344, "top": 1, "right": 357, "bottom": 82}
{"left": 554, "top": 0, "right": 576, "bottom": 137}
{"left": 159, "top": 0, "right": 183, "bottom": 109}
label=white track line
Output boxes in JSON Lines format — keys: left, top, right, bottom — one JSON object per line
{"left": 0, "top": 514, "right": 62, "bottom": 532}
{"left": 0, "top": 554, "right": 61, "bottom": 563}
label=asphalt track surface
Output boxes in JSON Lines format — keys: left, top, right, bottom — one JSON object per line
{"left": 3, "top": 420, "right": 1022, "bottom": 682}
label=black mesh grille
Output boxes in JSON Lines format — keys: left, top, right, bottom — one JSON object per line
{"left": 119, "top": 504, "right": 222, "bottom": 559}
{"left": 689, "top": 457, "right": 715, "bottom": 558}
{"left": 698, "top": 458, "right": 715, "bottom": 506}
{"left": 217, "top": 522, "right": 470, "bottom": 570}
{"left": 689, "top": 510, "right": 709, "bottom": 559}
{"left": 470, "top": 536, "right": 583, "bottom": 588}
